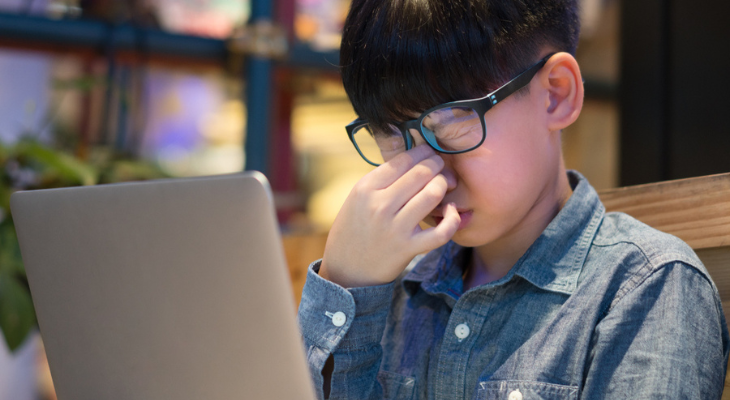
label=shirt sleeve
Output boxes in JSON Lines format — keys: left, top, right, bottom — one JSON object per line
{"left": 297, "top": 259, "right": 395, "bottom": 400}
{"left": 581, "top": 261, "right": 729, "bottom": 399}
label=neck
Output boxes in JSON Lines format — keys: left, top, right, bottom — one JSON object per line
{"left": 464, "top": 163, "right": 573, "bottom": 291}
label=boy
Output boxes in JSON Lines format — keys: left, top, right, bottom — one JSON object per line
{"left": 297, "top": 0, "right": 729, "bottom": 398}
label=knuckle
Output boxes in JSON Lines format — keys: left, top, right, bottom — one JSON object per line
{"left": 350, "top": 180, "right": 368, "bottom": 198}
{"left": 410, "top": 165, "right": 432, "bottom": 182}
{"left": 423, "top": 182, "right": 446, "bottom": 202}
{"left": 412, "top": 160, "right": 441, "bottom": 181}
{"left": 432, "top": 229, "right": 451, "bottom": 244}
{"left": 421, "top": 229, "right": 449, "bottom": 251}
{"left": 436, "top": 221, "right": 457, "bottom": 241}
{"left": 367, "top": 200, "right": 389, "bottom": 218}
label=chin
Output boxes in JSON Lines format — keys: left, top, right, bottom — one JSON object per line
{"left": 450, "top": 225, "right": 501, "bottom": 248}
{"left": 450, "top": 230, "right": 484, "bottom": 248}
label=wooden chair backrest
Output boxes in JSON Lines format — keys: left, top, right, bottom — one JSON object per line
{"left": 599, "top": 172, "right": 730, "bottom": 398}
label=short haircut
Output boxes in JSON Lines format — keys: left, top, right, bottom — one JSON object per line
{"left": 340, "top": 0, "right": 580, "bottom": 131}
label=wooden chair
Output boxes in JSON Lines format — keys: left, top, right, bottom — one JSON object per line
{"left": 599, "top": 172, "right": 730, "bottom": 398}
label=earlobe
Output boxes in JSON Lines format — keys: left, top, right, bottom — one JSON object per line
{"left": 540, "top": 53, "right": 584, "bottom": 131}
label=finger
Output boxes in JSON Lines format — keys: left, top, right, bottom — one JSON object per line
{"left": 368, "top": 144, "right": 436, "bottom": 189}
{"left": 413, "top": 202, "right": 460, "bottom": 253}
{"left": 393, "top": 173, "right": 448, "bottom": 229}
{"left": 385, "top": 154, "right": 445, "bottom": 207}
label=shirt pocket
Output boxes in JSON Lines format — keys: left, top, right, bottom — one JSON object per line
{"left": 477, "top": 380, "right": 579, "bottom": 400}
{"left": 377, "top": 370, "right": 416, "bottom": 400}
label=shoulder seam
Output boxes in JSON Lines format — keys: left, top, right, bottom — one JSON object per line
{"left": 597, "top": 240, "right": 652, "bottom": 318}
{"left": 602, "top": 258, "right": 716, "bottom": 318}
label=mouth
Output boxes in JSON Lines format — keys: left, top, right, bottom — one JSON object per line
{"left": 429, "top": 207, "right": 473, "bottom": 230}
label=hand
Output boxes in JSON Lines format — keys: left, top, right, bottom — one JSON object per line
{"left": 319, "top": 145, "right": 461, "bottom": 287}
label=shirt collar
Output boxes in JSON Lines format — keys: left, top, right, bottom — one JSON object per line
{"left": 402, "top": 170, "right": 605, "bottom": 298}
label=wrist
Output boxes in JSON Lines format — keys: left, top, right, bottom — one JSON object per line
{"left": 319, "top": 259, "right": 390, "bottom": 288}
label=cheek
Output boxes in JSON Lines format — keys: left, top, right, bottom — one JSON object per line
{"left": 482, "top": 117, "right": 549, "bottom": 179}
{"left": 449, "top": 138, "right": 544, "bottom": 209}
{"left": 454, "top": 136, "right": 535, "bottom": 184}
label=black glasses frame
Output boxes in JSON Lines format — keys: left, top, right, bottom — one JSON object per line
{"left": 346, "top": 53, "right": 556, "bottom": 166}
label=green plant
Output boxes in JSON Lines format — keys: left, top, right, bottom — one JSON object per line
{"left": 0, "top": 138, "right": 166, "bottom": 351}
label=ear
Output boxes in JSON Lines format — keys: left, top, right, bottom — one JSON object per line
{"left": 536, "top": 52, "right": 584, "bottom": 131}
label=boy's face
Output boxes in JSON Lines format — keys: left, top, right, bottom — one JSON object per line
{"left": 418, "top": 82, "right": 565, "bottom": 248}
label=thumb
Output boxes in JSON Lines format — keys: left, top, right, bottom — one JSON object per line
{"left": 413, "top": 203, "right": 460, "bottom": 252}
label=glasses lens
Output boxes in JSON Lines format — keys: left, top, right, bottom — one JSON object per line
{"left": 351, "top": 124, "right": 406, "bottom": 165}
{"left": 420, "top": 107, "right": 483, "bottom": 152}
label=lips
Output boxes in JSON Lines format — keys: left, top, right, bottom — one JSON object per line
{"left": 430, "top": 207, "right": 473, "bottom": 230}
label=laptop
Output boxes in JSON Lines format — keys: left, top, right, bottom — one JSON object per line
{"left": 10, "top": 172, "right": 317, "bottom": 400}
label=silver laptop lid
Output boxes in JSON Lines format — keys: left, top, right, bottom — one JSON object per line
{"left": 11, "top": 172, "right": 316, "bottom": 400}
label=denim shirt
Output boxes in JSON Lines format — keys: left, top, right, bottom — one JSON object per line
{"left": 297, "top": 171, "right": 730, "bottom": 400}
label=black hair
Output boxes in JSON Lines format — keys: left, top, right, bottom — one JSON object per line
{"left": 340, "top": 0, "right": 580, "bottom": 131}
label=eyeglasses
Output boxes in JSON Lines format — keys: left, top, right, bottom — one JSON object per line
{"left": 345, "top": 53, "right": 555, "bottom": 166}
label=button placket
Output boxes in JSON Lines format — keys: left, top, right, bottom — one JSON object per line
{"left": 454, "top": 323, "right": 470, "bottom": 341}
{"left": 434, "top": 289, "right": 495, "bottom": 399}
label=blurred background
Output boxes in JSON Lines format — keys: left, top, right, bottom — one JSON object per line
{"left": 0, "top": 0, "right": 728, "bottom": 398}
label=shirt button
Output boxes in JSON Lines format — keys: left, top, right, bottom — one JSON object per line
{"left": 331, "top": 311, "right": 347, "bottom": 327}
{"left": 454, "top": 323, "right": 470, "bottom": 340}
{"left": 508, "top": 389, "right": 523, "bottom": 400}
